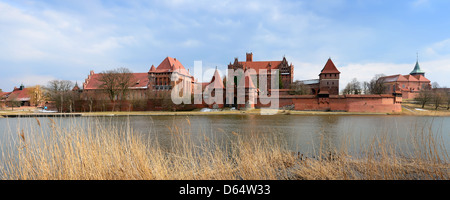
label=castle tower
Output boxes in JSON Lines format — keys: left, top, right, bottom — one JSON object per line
{"left": 246, "top": 52, "right": 253, "bottom": 62}
{"left": 318, "top": 58, "right": 340, "bottom": 95}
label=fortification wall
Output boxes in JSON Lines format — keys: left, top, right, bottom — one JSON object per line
{"left": 273, "top": 94, "right": 402, "bottom": 113}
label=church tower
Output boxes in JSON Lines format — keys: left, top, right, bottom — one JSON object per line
{"left": 318, "top": 58, "right": 340, "bottom": 95}
{"left": 410, "top": 54, "right": 425, "bottom": 78}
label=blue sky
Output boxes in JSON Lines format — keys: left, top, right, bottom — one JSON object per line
{"left": 1, "top": 0, "right": 450, "bottom": 91}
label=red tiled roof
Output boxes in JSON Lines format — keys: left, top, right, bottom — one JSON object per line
{"left": 415, "top": 75, "right": 430, "bottom": 82}
{"left": 403, "top": 75, "right": 419, "bottom": 82}
{"left": 84, "top": 72, "right": 149, "bottom": 90}
{"left": 320, "top": 58, "right": 340, "bottom": 74}
{"left": 0, "top": 92, "right": 11, "bottom": 99}
{"left": 381, "top": 74, "right": 430, "bottom": 83}
{"left": 151, "top": 57, "right": 191, "bottom": 77}
{"left": 149, "top": 65, "right": 156, "bottom": 72}
{"left": 207, "top": 69, "right": 224, "bottom": 89}
{"left": 6, "top": 88, "right": 30, "bottom": 101}
{"left": 380, "top": 74, "right": 408, "bottom": 82}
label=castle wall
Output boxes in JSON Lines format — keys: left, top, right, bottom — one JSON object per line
{"left": 257, "top": 94, "right": 402, "bottom": 113}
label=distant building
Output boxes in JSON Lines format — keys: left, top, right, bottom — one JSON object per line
{"left": 5, "top": 84, "right": 31, "bottom": 107}
{"left": 300, "top": 58, "right": 341, "bottom": 96}
{"left": 201, "top": 68, "right": 226, "bottom": 109}
{"left": 82, "top": 70, "right": 150, "bottom": 101}
{"left": 80, "top": 56, "right": 195, "bottom": 111}
{"left": 228, "top": 53, "right": 294, "bottom": 89}
{"left": 148, "top": 56, "right": 195, "bottom": 98}
{"left": 75, "top": 54, "right": 402, "bottom": 113}
{"left": 0, "top": 91, "right": 12, "bottom": 108}
{"left": 379, "top": 59, "right": 431, "bottom": 99}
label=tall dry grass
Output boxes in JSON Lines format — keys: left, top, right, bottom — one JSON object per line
{"left": 0, "top": 116, "right": 448, "bottom": 180}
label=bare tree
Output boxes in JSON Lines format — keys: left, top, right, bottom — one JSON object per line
{"left": 343, "top": 78, "right": 362, "bottom": 95}
{"left": 365, "top": 74, "right": 387, "bottom": 94}
{"left": 431, "top": 90, "right": 445, "bottom": 110}
{"left": 97, "top": 67, "right": 134, "bottom": 111}
{"left": 446, "top": 91, "right": 450, "bottom": 110}
{"left": 442, "top": 87, "right": 450, "bottom": 110}
{"left": 432, "top": 82, "right": 440, "bottom": 89}
{"left": 45, "top": 80, "right": 74, "bottom": 112}
{"left": 116, "top": 67, "right": 134, "bottom": 102}
{"left": 415, "top": 89, "right": 433, "bottom": 109}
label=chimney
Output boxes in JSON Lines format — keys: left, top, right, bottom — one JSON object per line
{"left": 246, "top": 52, "right": 253, "bottom": 62}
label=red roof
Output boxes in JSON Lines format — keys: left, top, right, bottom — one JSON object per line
{"left": 151, "top": 57, "right": 191, "bottom": 77}
{"left": 320, "top": 58, "right": 340, "bottom": 74}
{"left": 415, "top": 75, "right": 430, "bottom": 82}
{"left": 403, "top": 75, "right": 419, "bottom": 82}
{"left": 380, "top": 74, "right": 408, "bottom": 82}
{"left": 207, "top": 69, "right": 224, "bottom": 89}
{"left": 83, "top": 72, "right": 150, "bottom": 90}
{"left": 6, "top": 87, "right": 30, "bottom": 101}
{"left": 380, "top": 74, "right": 430, "bottom": 83}
{"left": 0, "top": 92, "right": 11, "bottom": 99}
{"left": 149, "top": 65, "right": 156, "bottom": 72}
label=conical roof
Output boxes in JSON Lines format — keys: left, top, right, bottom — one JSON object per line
{"left": 149, "top": 65, "right": 156, "bottom": 72}
{"left": 410, "top": 61, "right": 425, "bottom": 75}
{"left": 320, "top": 58, "right": 340, "bottom": 74}
{"left": 209, "top": 68, "right": 224, "bottom": 88}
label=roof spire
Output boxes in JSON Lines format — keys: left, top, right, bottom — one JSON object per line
{"left": 410, "top": 52, "right": 425, "bottom": 76}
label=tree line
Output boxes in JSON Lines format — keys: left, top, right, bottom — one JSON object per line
{"left": 44, "top": 67, "right": 137, "bottom": 112}
{"left": 342, "top": 74, "right": 387, "bottom": 95}
{"left": 414, "top": 83, "right": 450, "bottom": 110}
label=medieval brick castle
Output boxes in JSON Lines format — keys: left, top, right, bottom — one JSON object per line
{"left": 66, "top": 52, "right": 416, "bottom": 113}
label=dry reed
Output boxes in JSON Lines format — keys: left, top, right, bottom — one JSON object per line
{"left": 0, "top": 117, "right": 448, "bottom": 180}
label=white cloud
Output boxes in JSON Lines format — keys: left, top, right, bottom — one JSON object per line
{"left": 424, "top": 38, "right": 450, "bottom": 59}
{"left": 412, "top": 0, "right": 430, "bottom": 8}
{"left": 1, "top": 0, "right": 449, "bottom": 92}
{"left": 182, "top": 39, "right": 202, "bottom": 48}
{"left": 9, "top": 74, "right": 56, "bottom": 88}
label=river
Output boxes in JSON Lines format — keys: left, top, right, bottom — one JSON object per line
{"left": 0, "top": 115, "right": 449, "bottom": 158}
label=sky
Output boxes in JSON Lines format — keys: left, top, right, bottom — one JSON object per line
{"left": 1, "top": 0, "right": 450, "bottom": 92}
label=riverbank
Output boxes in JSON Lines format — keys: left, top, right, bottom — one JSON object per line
{"left": 0, "top": 109, "right": 390, "bottom": 118}
{"left": 401, "top": 103, "right": 450, "bottom": 116}
{"left": 2, "top": 105, "right": 450, "bottom": 118}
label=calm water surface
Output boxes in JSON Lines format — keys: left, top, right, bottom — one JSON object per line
{"left": 1, "top": 115, "right": 449, "bottom": 157}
